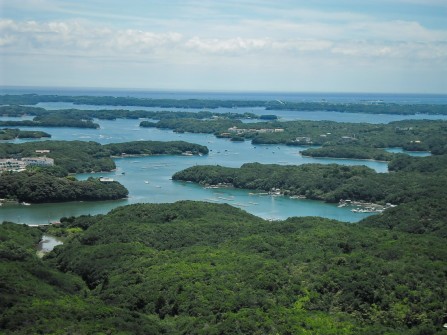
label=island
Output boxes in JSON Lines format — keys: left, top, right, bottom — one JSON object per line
{"left": 0, "top": 140, "right": 208, "bottom": 173}
{"left": 173, "top": 154, "right": 447, "bottom": 236}
{"left": 141, "top": 119, "right": 447, "bottom": 159}
{"left": 0, "top": 128, "right": 51, "bottom": 140}
{"left": 0, "top": 140, "right": 208, "bottom": 203}
{"left": 0, "top": 105, "right": 258, "bottom": 123}
{"left": 0, "top": 168, "right": 128, "bottom": 203}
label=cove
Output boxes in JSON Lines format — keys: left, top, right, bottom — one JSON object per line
{"left": 1, "top": 117, "right": 392, "bottom": 224}
{"left": 2, "top": 106, "right": 435, "bottom": 225}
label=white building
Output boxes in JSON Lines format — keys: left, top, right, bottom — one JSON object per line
{"left": 0, "top": 159, "right": 27, "bottom": 172}
{"left": 0, "top": 157, "right": 54, "bottom": 172}
{"left": 21, "top": 157, "right": 54, "bottom": 166}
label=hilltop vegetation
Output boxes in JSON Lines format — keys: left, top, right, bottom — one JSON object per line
{"left": 1, "top": 201, "right": 446, "bottom": 334}
{"left": 0, "top": 222, "right": 164, "bottom": 334}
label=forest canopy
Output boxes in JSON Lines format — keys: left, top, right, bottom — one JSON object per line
{"left": 1, "top": 201, "right": 446, "bottom": 334}
{"left": 0, "top": 169, "right": 128, "bottom": 203}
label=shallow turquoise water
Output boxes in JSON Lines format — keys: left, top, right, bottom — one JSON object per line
{"left": 0, "top": 108, "right": 433, "bottom": 224}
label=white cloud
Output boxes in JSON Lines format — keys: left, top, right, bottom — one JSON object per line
{"left": 1, "top": 18, "right": 446, "bottom": 62}
{"left": 0, "top": 13, "right": 446, "bottom": 93}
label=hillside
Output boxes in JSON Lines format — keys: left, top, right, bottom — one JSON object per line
{"left": 1, "top": 201, "right": 446, "bottom": 334}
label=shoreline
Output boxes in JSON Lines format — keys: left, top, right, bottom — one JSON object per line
{"left": 300, "top": 154, "right": 390, "bottom": 163}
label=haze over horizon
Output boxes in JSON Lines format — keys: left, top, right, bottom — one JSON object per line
{"left": 1, "top": 0, "right": 446, "bottom": 94}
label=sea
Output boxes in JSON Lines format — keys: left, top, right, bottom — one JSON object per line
{"left": 1, "top": 87, "right": 445, "bottom": 225}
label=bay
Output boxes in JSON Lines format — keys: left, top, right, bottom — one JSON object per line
{"left": 1, "top": 88, "right": 445, "bottom": 224}
{"left": 1, "top": 117, "right": 389, "bottom": 224}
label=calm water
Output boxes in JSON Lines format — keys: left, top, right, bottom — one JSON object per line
{"left": 1, "top": 89, "right": 443, "bottom": 224}
{"left": 3, "top": 86, "right": 447, "bottom": 104}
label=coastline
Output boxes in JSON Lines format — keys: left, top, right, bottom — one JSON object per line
{"left": 300, "top": 154, "right": 390, "bottom": 163}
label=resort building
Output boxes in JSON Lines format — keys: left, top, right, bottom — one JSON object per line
{"left": 0, "top": 159, "right": 27, "bottom": 172}
{"left": 21, "top": 157, "right": 54, "bottom": 166}
{"left": 99, "top": 177, "right": 114, "bottom": 182}
{"left": 227, "top": 127, "right": 284, "bottom": 135}
{"left": 0, "top": 157, "right": 54, "bottom": 172}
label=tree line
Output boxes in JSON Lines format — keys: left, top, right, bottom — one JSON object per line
{"left": 1, "top": 93, "right": 446, "bottom": 114}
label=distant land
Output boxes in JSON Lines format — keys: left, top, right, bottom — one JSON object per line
{"left": 1, "top": 92, "right": 447, "bottom": 115}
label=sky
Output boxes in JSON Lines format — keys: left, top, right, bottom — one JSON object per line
{"left": 0, "top": 0, "right": 446, "bottom": 93}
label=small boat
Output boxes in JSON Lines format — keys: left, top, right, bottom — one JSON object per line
{"left": 144, "top": 181, "right": 149, "bottom": 184}
{"left": 21, "top": 202, "right": 31, "bottom": 206}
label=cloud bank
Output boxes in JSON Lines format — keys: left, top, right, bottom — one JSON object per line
{"left": 1, "top": 1, "right": 446, "bottom": 92}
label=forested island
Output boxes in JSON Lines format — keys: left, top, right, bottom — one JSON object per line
{"left": 142, "top": 118, "right": 447, "bottom": 158}
{"left": 0, "top": 140, "right": 207, "bottom": 203}
{"left": 0, "top": 105, "right": 258, "bottom": 122}
{"left": 173, "top": 153, "right": 447, "bottom": 236}
{"left": 0, "top": 140, "right": 208, "bottom": 173}
{"left": 0, "top": 128, "right": 51, "bottom": 140}
{"left": 1, "top": 200, "right": 446, "bottom": 334}
{"left": 1, "top": 93, "right": 447, "bottom": 114}
{"left": 0, "top": 104, "right": 258, "bottom": 129}
{"left": 0, "top": 168, "right": 128, "bottom": 203}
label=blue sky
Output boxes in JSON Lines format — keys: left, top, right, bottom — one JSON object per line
{"left": 1, "top": 0, "right": 446, "bottom": 93}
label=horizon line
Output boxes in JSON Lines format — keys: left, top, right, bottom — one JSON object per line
{"left": 1, "top": 85, "right": 447, "bottom": 96}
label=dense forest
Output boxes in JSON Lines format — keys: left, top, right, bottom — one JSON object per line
{"left": 1, "top": 201, "right": 446, "bottom": 334}
{"left": 0, "top": 140, "right": 208, "bottom": 173}
{"left": 0, "top": 128, "right": 51, "bottom": 140}
{"left": 0, "top": 168, "right": 128, "bottom": 203}
{"left": 142, "top": 118, "right": 245, "bottom": 134}
{"left": 105, "top": 140, "right": 208, "bottom": 157}
{"left": 300, "top": 145, "right": 394, "bottom": 161}
{"left": 1, "top": 93, "right": 447, "bottom": 114}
